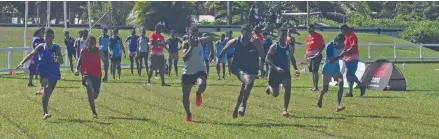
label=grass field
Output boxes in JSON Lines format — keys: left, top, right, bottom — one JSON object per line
{"left": 0, "top": 27, "right": 438, "bottom": 69}
{"left": 0, "top": 62, "right": 439, "bottom": 138}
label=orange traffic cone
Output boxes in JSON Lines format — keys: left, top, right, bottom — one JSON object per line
{"left": 11, "top": 69, "right": 16, "bottom": 77}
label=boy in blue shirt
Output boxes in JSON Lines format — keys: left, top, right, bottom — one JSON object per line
{"left": 99, "top": 28, "right": 110, "bottom": 81}
{"left": 318, "top": 34, "right": 346, "bottom": 112}
{"left": 262, "top": 32, "right": 272, "bottom": 77}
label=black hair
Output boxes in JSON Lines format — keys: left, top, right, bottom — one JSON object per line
{"left": 87, "top": 35, "right": 96, "bottom": 43}
{"left": 33, "top": 28, "right": 42, "bottom": 37}
{"left": 155, "top": 24, "right": 162, "bottom": 30}
{"left": 45, "top": 28, "right": 54, "bottom": 35}
{"left": 340, "top": 24, "right": 352, "bottom": 31}
{"left": 241, "top": 24, "right": 253, "bottom": 31}
{"left": 188, "top": 25, "right": 199, "bottom": 35}
{"left": 113, "top": 28, "right": 119, "bottom": 32}
{"left": 220, "top": 33, "right": 225, "bottom": 37}
{"left": 103, "top": 28, "right": 108, "bottom": 32}
{"left": 64, "top": 31, "right": 69, "bottom": 35}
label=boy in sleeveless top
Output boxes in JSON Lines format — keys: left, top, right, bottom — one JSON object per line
{"left": 265, "top": 27, "right": 300, "bottom": 116}
{"left": 109, "top": 28, "right": 127, "bottom": 80}
{"left": 137, "top": 28, "right": 150, "bottom": 76}
{"left": 75, "top": 36, "right": 108, "bottom": 118}
{"left": 215, "top": 34, "right": 227, "bottom": 80}
{"left": 319, "top": 34, "right": 346, "bottom": 112}
{"left": 181, "top": 26, "right": 212, "bottom": 123}
{"left": 16, "top": 28, "right": 63, "bottom": 120}
{"left": 217, "top": 24, "right": 265, "bottom": 119}
{"left": 99, "top": 28, "right": 110, "bottom": 81}
{"left": 126, "top": 29, "right": 140, "bottom": 75}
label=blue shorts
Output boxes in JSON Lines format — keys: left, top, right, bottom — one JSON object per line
{"left": 345, "top": 60, "right": 359, "bottom": 82}
{"left": 217, "top": 55, "right": 227, "bottom": 63}
{"left": 322, "top": 61, "right": 340, "bottom": 76}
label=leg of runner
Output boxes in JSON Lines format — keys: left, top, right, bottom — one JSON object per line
{"left": 41, "top": 77, "right": 57, "bottom": 120}
{"left": 135, "top": 56, "right": 140, "bottom": 75}
{"left": 237, "top": 72, "right": 255, "bottom": 117}
{"left": 318, "top": 74, "right": 330, "bottom": 108}
{"left": 144, "top": 56, "right": 149, "bottom": 76}
{"left": 336, "top": 74, "right": 345, "bottom": 112}
{"left": 204, "top": 60, "right": 210, "bottom": 75}
{"left": 103, "top": 52, "right": 109, "bottom": 81}
{"left": 233, "top": 83, "right": 245, "bottom": 119}
{"left": 111, "top": 59, "right": 116, "bottom": 80}
{"left": 182, "top": 80, "right": 192, "bottom": 123}
{"left": 282, "top": 78, "right": 292, "bottom": 116}
{"left": 222, "top": 63, "right": 226, "bottom": 79}
{"left": 138, "top": 56, "right": 143, "bottom": 76}
{"left": 117, "top": 60, "right": 121, "bottom": 80}
{"left": 195, "top": 74, "right": 207, "bottom": 107}
{"left": 28, "top": 74, "right": 35, "bottom": 87}
{"left": 168, "top": 58, "right": 173, "bottom": 77}
{"left": 84, "top": 76, "right": 98, "bottom": 118}
{"left": 216, "top": 62, "right": 221, "bottom": 80}
{"left": 68, "top": 51, "right": 74, "bottom": 72}
{"left": 158, "top": 56, "right": 170, "bottom": 86}
{"left": 227, "top": 56, "right": 232, "bottom": 76}
{"left": 129, "top": 55, "right": 135, "bottom": 75}
{"left": 174, "top": 59, "right": 178, "bottom": 77}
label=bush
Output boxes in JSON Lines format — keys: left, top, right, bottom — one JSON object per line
{"left": 401, "top": 21, "right": 439, "bottom": 44}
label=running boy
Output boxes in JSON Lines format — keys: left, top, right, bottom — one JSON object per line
{"left": 319, "top": 34, "right": 346, "bottom": 112}
{"left": 265, "top": 27, "right": 300, "bottom": 116}
{"left": 16, "top": 28, "right": 63, "bottom": 120}
{"left": 75, "top": 36, "right": 108, "bottom": 118}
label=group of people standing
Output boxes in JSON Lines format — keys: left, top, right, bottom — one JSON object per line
{"left": 14, "top": 22, "right": 366, "bottom": 123}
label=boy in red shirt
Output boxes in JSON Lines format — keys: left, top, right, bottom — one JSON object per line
{"left": 75, "top": 36, "right": 108, "bottom": 118}
{"left": 148, "top": 24, "right": 170, "bottom": 86}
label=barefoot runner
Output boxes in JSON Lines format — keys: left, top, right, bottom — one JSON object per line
{"left": 181, "top": 25, "right": 211, "bottom": 123}
{"left": 217, "top": 24, "right": 265, "bottom": 118}
{"left": 16, "top": 28, "right": 63, "bottom": 120}
{"left": 75, "top": 36, "right": 108, "bottom": 118}
{"left": 317, "top": 34, "right": 346, "bottom": 112}
{"left": 265, "top": 27, "right": 300, "bottom": 116}
{"left": 28, "top": 28, "right": 45, "bottom": 87}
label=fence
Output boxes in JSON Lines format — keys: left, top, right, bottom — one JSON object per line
{"left": 0, "top": 43, "right": 439, "bottom": 74}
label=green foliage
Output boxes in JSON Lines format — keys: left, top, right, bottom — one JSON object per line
{"left": 401, "top": 21, "right": 439, "bottom": 44}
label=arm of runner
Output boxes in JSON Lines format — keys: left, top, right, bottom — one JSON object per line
{"left": 16, "top": 45, "right": 41, "bottom": 70}
{"left": 265, "top": 44, "right": 284, "bottom": 73}
{"left": 182, "top": 41, "right": 194, "bottom": 62}
{"left": 55, "top": 45, "right": 64, "bottom": 65}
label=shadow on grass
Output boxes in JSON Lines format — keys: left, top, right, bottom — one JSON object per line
{"left": 289, "top": 115, "right": 346, "bottom": 120}
{"left": 360, "top": 96, "right": 405, "bottom": 99}
{"left": 337, "top": 114, "right": 401, "bottom": 119}
{"left": 193, "top": 120, "right": 326, "bottom": 128}
{"left": 105, "top": 116, "right": 149, "bottom": 122}
{"left": 49, "top": 118, "right": 113, "bottom": 125}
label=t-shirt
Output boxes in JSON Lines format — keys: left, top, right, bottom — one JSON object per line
{"left": 138, "top": 37, "right": 149, "bottom": 53}
{"left": 166, "top": 38, "right": 182, "bottom": 53}
{"left": 149, "top": 32, "right": 165, "bottom": 56}
{"left": 305, "top": 32, "right": 324, "bottom": 56}
{"left": 110, "top": 36, "right": 122, "bottom": 57}
{"left": 64, "top": 36, "right": 75, "bottom": 51}
{"left": 324, "top": 41, "right": 342, "bottom": 63}
{"left": 100, "top": 35, "right": 110, "bottom": 51}
{"left": 343, "top": 32, "right": 359, "bottom": 62}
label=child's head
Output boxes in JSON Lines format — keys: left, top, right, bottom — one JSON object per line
{"left": 64, "top": 31, "right": 69, "bottom": 38}
{"left": 102, "top": 28, "right": 108, "bottom": 35}
{"left": 141, "top": 27, "right": 146, "bottom": 36}
{"left": 170, "top": 30, "right": 176, "bottom": 38}
{"left": 131, "top": 28, "right": 136, "bottom": 35}
{"left": 113, "top": 28, "right": 119, "bottom": 36}
{"left": 334, "top": 34, "right": 345, "bottom": 49}
{"left": 82, "top": 30, "right": 89, "bottom": 38}
{"left": 87, "top": 36, "right": 97, "bottom": 49}
{"left": 44, "top": 28, "right": 55, "bottom": 43}
{"left": 220, "top": 33, "right": 225, "bottom": 41}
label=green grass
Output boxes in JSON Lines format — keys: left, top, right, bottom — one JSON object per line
{"left": 0, "top": 27, "right": 438, "bottom": 69}
{"left": 0, "top": 63, "right": 439, "bottom": 138}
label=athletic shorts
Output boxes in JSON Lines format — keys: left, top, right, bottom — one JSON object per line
{"left": 323, "top": 73, "right": 342, "bottom": 85}
{"left": 111, "top": 56, "right": 122, "bottom": 63}
{"left": 137, "top": 52, "right": 149, "bottom": 58}
{"left": 129, "top": 52, "right": 137, "bottom": 57}
{"left": 268, "top": 69, "right": 291, "bottom": 87}
{"left": 39, "top": 74, "right": 58, "bottom": 91}
{"left": 168, "top": 52, "right": 179, "bottom": 60}
{"left": 102, "top": 51, "right": 109, "bottom": 58}
{"left": 308, "top": 55, "right": 322, "bottom": 72}
{"left": 322, "top": 61, "right": 340, "bottom": 76}
{"left": 345, "top": 60, "right": 359, "bottom": 82}
{"left": 234, "top": 68, "right": 258, "bottom": 83}
{"left": 181, "top": 71, "right": 207, "bottom": 85}
{"left": 82, "top": 74, "right": 101, "bottom": 94}
{"left": 29, "top": 60, "right": 38, "bottom": 75}
{"left": 150, "top": 55, "right": 165, "bottom": 70}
